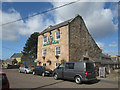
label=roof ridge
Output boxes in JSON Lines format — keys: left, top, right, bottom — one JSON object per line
{"left": 39, "top": 14, "right": 82, "bottom": 35}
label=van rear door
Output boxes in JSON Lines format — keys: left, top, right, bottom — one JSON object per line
{"left": 85, "top": 62, "right": 96, "bottom": 79}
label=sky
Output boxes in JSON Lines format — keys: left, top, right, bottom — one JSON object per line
{"left": 0, "top": 0, "right": 119, "bottom": 60}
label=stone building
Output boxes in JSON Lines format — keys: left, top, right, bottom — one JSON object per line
{"left": 37, "top": 14, "right": 102, "bottom": 70}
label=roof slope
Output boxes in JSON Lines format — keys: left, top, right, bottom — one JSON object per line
{"left": 11, "top": 53, "right": 23, "bottom": 58}
{"left": 39, "top": 18, "right": 73, "bottom": 35}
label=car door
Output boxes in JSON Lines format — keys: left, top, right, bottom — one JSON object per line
{"left": 86, "top": 62, "right": 96, "bottom": 79}
{"left": 38, "top": 67, "right": 43, "bottom": 75}
{"left": 35, "top": 66, "right": 39, "bottom": 74}
{"left": 64, "top": 63, "right": 75, "bottom": 80}
{"left": 21, "top": 66, "right": 24, "bottom": 72}
{"left": 56, "top": 63, "right": 64, "bottom": 79}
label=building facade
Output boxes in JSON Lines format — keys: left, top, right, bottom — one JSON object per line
{"left": 11, "top": 52, "right": 23, "bottom": 63}
{"left": 37, "top": 15, "right": 102, "bottom": 70}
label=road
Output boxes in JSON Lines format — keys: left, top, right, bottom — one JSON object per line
{"left": 2, "top": 69, "right": 119, "bottom": 89}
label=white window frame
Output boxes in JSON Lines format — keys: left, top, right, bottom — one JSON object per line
{"left": 55, "top": 46, "right": 60, "bottom": 56}
{"left": 55, "top": 63, "right": 60, "bottom": 68}
{"left": 43, "top": 35, "right": 47, "bottom": 44}
{"left": 55, "top": 31, "right": 60, "bottom": 40}
{"left": 42, "top": 63, "right": 46, "bottom": 66}
{"left": 42, "top": 49, "right": 46, "bottom": 57}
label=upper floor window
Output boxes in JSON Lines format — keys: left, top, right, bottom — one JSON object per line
{"left": 55, "top": 31, "right": 60, "bottom": 40}
{"left": 55, "top": 46, "right": 60, "bottom": 56}
{"left": 42, "top": 49, "right": 46, "bottom": 56}
{"left": 43, "top": 36, "right": 47, "bottom": 43}
{"left": 42, "top": 63, "right": 46, "bottom": 66}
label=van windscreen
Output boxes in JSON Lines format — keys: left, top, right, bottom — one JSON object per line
{"left": 86, "top": 63, "right": 95, "bottom": 71}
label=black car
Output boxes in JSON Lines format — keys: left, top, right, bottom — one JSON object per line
{"left": 53, "top": 61, "right": 97, "bottom": 84}
{"left": 32, "top": 66, "right": 52, "bottom": 76}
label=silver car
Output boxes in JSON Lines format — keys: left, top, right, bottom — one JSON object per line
{"left": 19, "top": 66, "right": 33, "bottom": 74}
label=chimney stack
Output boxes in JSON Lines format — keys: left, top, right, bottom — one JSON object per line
{"left": 106, "top": 53, "right": 108, "bottom": 56}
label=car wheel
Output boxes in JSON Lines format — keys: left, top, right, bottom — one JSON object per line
{"left": 19, "top": 70, "right": 21, "bottom": 73}
{"left": 25, "top": 70, "right": 27, "bottom": 74}
{"left": 42, "top": 72, "right": 45, "bottom": 77}
{"left": 75, "top": 76, "right": 82, "bottom": 84}
{"left": 33, "top": 71, "right": 36, "bottom": 75}
{"left": 53, "top": 74, "right": 58, "bottom": 80}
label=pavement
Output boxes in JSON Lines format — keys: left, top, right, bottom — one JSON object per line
{"left": 1, "top": 68, "right": 119, "bottom": 89}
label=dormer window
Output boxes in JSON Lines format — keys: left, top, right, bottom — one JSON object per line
{"left": 43, "top": 36, "right": 47, "bottom": 43}
{"left": 55, "top": 31, "right": 60, "bottom": 40}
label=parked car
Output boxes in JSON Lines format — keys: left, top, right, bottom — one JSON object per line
{"left": 19, "top": 66, "right": 33, "bottom": 74}
{"left": 32, "top": 66, "right": 53, "bottom": 76}
{"left": 7, "top": 64, "right": 20, "bottom": 69}
{"left": 52, "top": 61, "right": 97, "bottom": 84}
{"left": 0, "top": 72, "right": 10, "bottom": 89}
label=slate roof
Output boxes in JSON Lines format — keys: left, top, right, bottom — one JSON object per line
{"left": 101, "top": 53, "right": 111, "bottom": 59}
{"left": 39, "top": 18, "right": 73, "bottom": 35}
{"left": 11, "top": 53, "right": 23, "bottom": 58}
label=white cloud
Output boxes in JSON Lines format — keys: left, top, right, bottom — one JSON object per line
{"left": 1, "top": 9, "right": 54, "bottom": 41}
{"left": 51, "top": 2, "right": 117, "bottom": 39}
{"left": 2, "top": 0, "right": 119, "bottom": 2}
{"left": 102, "top": 50, "right": 118, "bottom": 55}
{"left": 1, "top": 2, "right": 118, "bottom": 41}
{"left": 109, "top": 41, "right": 117, "bottom": 47}
{"left": 96, "top": 42, "right": 105, "bottom": 49}
{"left": 112, "top": 41, "right": 116, "bottom": 43}
{"left": 1, "top": 9, "right": 22, "bottom": 41}
{"left": 109, "top": 44, "right": 117, "bottom": 47}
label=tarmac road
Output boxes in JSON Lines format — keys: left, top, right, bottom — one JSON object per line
{"left": 2, "top": 69, "right": 119, "bottom": 89}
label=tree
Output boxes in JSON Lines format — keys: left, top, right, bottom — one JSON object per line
{"left": 22, "top": 32, "right": 39, "bottom": 62}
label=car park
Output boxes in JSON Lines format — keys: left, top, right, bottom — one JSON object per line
{"left": 0, "top": 72, "right": 10, "bottom": 89}
{"left": 32, "top": 66, "right": 53, "bottom": 76}
{"left": 52, "top": 61, "right": 97, "bottom": 84}
{"left": 19, "top": 66, "right": 33, "bottom": 74}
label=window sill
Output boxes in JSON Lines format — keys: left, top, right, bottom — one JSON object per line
{"left": 55, "top": 38, "right": 60, "bottom": 41}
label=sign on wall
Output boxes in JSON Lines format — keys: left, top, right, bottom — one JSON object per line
{"left": 43, "top": 36, "right": 59, "bottom": 46}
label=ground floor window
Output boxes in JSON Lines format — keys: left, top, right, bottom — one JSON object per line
{"left": 42, "top": 49, "right": 46, "bottom": 57}
{"left": 55, "top": 63, "right": 60, "bottom": 68}
{"left": 42, "top": 63, "right": 46, "bottom": 66}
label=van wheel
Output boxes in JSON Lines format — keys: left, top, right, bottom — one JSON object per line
{"left": 53, "top": 74, "right": 58, "bottom": 80}
{"left": 33, "top": 71, "right": 36, "bottom": 75}
{"left": 75, "top": 76, "right": 82, "bottom": 84}
{"left": 42, "top": 72, "right": 45, "bottom": 77}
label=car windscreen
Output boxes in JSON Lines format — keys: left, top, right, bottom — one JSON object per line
{"left": 0, "top": 74, "right": 8, "bottom": 85}
{"left": 86, "top": 63, "right": 95, "bottom": 71}
{"left": 25, "top": 66, "right": 29, "bottom": 68}
{"left": 43, "top": 66, "right": 51, "bottom": 71}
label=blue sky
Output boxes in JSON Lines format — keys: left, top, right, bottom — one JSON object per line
{"left": 1, "top": 1, "right": 119, "bottom": 60}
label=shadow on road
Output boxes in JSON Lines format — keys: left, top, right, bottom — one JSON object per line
{"left": 10, "top": 80, "right": 64, "bottom": 90}
{"left": 83, "top": 79, "right": 101, "bottom": 85}
{"left": 10, "top": 79, "right": 100, "bottom": 90}
{"left": 31, "top": 80, "right": 64, "bottom": 89}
